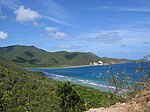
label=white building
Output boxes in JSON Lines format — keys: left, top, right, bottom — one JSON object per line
{"left": 98, "top": 61, "right": 103, "bottom": 65}
{"left": 90, "top": 61, "right": 104, "bottom": 66}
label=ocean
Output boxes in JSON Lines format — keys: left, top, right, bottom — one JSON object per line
{"left": 26, "top": 62, "right": 149, "bottom": 91}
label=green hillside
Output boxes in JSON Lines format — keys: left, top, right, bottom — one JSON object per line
{"left": 0, "top": 45, "right": 103, "bottom": 67}
{"left": 102, "top": 57, "right": 130, "bottom": 63}
{"left": 0, "top": 45, "right": 129, "bottom": 67}
{"left": 0, "top": 58, "right": 123, "bottom": 112}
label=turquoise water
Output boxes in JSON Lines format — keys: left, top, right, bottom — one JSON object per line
{"left": 27, "top": 62, "right": 149, "bottom": 91}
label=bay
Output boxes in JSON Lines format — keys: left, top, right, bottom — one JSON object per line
{"left": 26, "top": 62, "right": 149, "bottom": 91}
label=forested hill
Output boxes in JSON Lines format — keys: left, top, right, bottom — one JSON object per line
{"left": 0, "top": 45, "right": 129, "bottom": 67}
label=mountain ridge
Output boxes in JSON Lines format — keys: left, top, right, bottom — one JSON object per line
{"left": 0, "top": 45, "right": 129, "bottom": 67}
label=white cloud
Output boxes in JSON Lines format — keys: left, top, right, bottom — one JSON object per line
{"left": 84, "top": 6, "right": 150, "bottom": 12}
{"left": 0, "top": 0, "right": 18, "bottom": 10}
{"left": 0, "top": 15, "right": 6, "bottom": 19}
{"left": 33, "top": 22, "right": 45, "bottom": 27}
{"left": 134, "top": 0, "right": 150, "bottom": 6}
{"left": 58, "top": 44, "right": 70, "bottom": 49}
{"left": 52, "top": 31, "right": 67, "bottom": 39}
{"left": 94, "top": 32, "right": 121, "bottom": 44}
{"left": 33, "top": 22, "right": 38, "bottom": 27}
{"left": 45, "top": 26, "right": 68, "bottom": 39}
{"left": 37, "top": 0, "right": 66, "bottom": 19}
{"left": 14, "top": 5, "right": 40, "bottom": 22}
{"left": 43, "top": 16, "right": 75, "bottom": 27}
{"left": 55, "top": 44, "right": 86, "bottom": 50}
{"left": 45, "top": 26, "right": 58, "bottom": 32}
{"left": 80, "top": 29, "right": 150, "bottom": 46}
{"left": 0, "top": 7, "right": 6, "bottom": 19}
{"left": 0, "top": 1, "right": 73, "bottom": 26}
{"left": 81, "top": 31, "right": 121, "bottom": 44}
{"left": 0, "top": 31, "right": 8, "bottom": 39}
{"left": 116, "top": 7, "right": 150, "bottom": 12}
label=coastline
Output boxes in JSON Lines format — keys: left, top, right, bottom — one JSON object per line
{"left": 26, "top": 62, "right": 128, "bottom": 69}
{"left": 26, "top": 64, "right": 105, "bottom": 69}
{"left": 26, "top": 62, "right": 132, "bottom": 92}
{"left": 40, "top": 71, "right": 112, "bottom": 92}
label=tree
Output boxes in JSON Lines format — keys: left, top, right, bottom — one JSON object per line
{"left": 56, "top": 81, "right": 85, "bottom": 112}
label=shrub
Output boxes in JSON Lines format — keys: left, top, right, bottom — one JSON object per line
{"left": 56, "top": 81, "right": 85, "bottom": 112}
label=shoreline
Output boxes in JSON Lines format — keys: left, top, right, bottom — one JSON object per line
{"left": 26, "top": 62, "right": 128, "bottom": 69}
{"left": 26, "top": 62, "right": 131, "bottom": 92}
{"left": 26, "top": 64, "right": 105, "bottom": 69}
{"left": 40, "top": 71, "right": 113, "bottom": 92}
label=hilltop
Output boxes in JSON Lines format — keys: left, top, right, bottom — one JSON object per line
{"left": 0, "top": 45, "right": 129, "bottom": 67}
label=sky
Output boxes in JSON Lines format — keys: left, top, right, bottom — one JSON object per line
{"left": 0, "top": 0, "right": 150, "bottom": 59}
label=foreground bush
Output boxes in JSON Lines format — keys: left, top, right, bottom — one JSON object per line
{"left": 57, "top": 82, "right": 85, "bottom": 112}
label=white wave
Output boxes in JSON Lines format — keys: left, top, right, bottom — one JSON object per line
{"left": 76, "top": 79, "right": 116, "bottom": 89}
{"left": 77, "top": 79, "right": 90, "bottom": 83}
{"left": 42, "top": 71, "right": 65, "bottom": 78}
{"left": 42, "top": 71, "right": 116, "bottom": 90}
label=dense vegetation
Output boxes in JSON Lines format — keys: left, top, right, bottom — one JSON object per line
{"left": 0, "top": 58, "right": 123, "bottom": 112}
{"left": 0, "top": 45, "right": 129, "bottom": 67}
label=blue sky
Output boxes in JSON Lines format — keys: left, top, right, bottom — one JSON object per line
{"left": 0, "top": 0, "right": 150, "bottom": 59}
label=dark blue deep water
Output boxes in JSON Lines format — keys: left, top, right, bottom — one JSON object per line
{"left": 27, "top": 62, "right": 149, "bottom": 91}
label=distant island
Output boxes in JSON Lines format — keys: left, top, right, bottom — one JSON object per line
{"left": 0, "top": 45, "right": 130, "bottom": 67}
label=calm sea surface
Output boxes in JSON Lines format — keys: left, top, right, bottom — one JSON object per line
{"left": 27, "top": 62, "right": 149, "bottom": 91}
